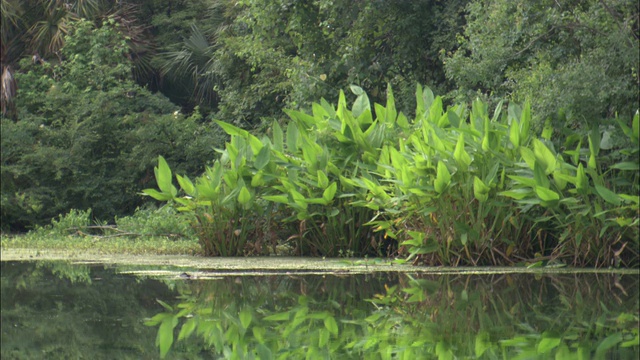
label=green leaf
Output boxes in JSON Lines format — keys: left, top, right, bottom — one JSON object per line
{"left": 272, "top": 120, "right": 284, "bottom": 152}
{"left": 237, "top": 186, "right": 251, "bottom": 205}
{"left": 322, "top": 182, "right": 338, "bottom": 202}
{"left": 535, "top": 186, "right": 560, "bottom": 202}
{"left": 499, "top": 188, "right": 533, "bottom": 200}
{"left": 155, "top": 156, "right": 176, "bottom": 197}
{"left": 610, "top": 162, "right": 639, "bottom": 171}
{"left": 533, "top": 139, "right": 556, "bottom": 174}
{"left": 596, "top": 333, "right": 622, "bottom": 354}
{"left": 177, "top": 318, "right": 197, "bottom": 341}
{"left": 157, "top": 315, "right": 178, "bottom": 359}
{"left": 157, "top": 299, "right": 174, "bottom": 312}
{"left": 239, "top": 307, "right": 252, "bottom": 329}
{"left": 254, "top": 143, "right": 271, "bottom": 170}
{"left": 286, "top": 122, "right": 299, "bottom": 151}
{"left": 509, "top": 119, "right": 520, "bottom": 148}
{"left": 350, "top": 84, "right": 364, "bottom": 96}
{"left": 520, "top": 101, "right": 531, "bottom": 143}
{"left": 475, "top": 332, "right": 491, "bottom": 357}
{"left": 473, "top": 176, "right": 491, "bottom": 202}
{"left": 251, "top": 171, "right": 265, "bottom": 187}
{"left": 595, "top": 185, "right": 621, "bottom": 206}
{"left": 520, "top": 147, "right": 536, "bottom": 170}
{"left": 436, "top": 341, "right": 453, "bottom": 360}
{"left": 142, "top": 189, "right": 173, "bottom": 201}
{"left": 508, "top": 175, "right": 537, "bottom": 188}
{"left": 576, "top": 163, "right": 589, "bottom": 193}
{"left": 215, "top": 120, "right": 249, "bottom": 137}
{"left": 537, "top": 336, "right": 561, "bottom": 353}
{"left": 317, "top": 170, "right": 329, "bottom": 188}
{"left": 318, "top": 328, "right": 330, "bottom": 347}
{"left": 541, "top": 118, "right": 553, "bottom": 140}
{"left": 434, "top": 161, "right": 451, "bottom": 194}
{"left": 453, "top": 133, "right": 472, "bottom": 170}
{"left": 351, "top": 86, "right": 371, "bottom": 119}
{"left": 176, "top": 175, "right": 196, "bottom": 196}
{"left": 256, "top": 344, "right": 272, "bottom": 359}
{"left": 533, "top": 161, "right": 550, "bottom": 188}
{"left": 262, "top": 195, "right": 290, "bottom": 204}
{"left": 324, "top": 316, "right": 339, "bottom": 336}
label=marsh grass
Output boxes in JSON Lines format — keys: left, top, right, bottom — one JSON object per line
{"left": 0, "top": 233, "right": 201, "bottom": 255}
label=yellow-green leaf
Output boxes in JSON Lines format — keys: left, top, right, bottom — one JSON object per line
{"left": 238, "top": 186, "right": 251, "bottom": 205}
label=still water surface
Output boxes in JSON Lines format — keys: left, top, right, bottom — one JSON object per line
{"left": 1, "top": 261, "right": 638, "bottom": 359}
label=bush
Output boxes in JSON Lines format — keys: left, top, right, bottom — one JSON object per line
{"left": 145, "top": 84, "right": 639, "bottom": 266}
{"left": 1, "top": 19, "right": 221, "bottom": 231}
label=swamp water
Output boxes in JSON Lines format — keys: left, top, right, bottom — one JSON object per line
{"left": 0, "top": 260, "right": 638, "bottom": 359}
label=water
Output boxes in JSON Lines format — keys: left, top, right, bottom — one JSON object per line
{"left": 1, "top": 261, "right": 638, "bottom": 359}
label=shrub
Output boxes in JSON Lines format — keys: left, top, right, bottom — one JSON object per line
{"left": 145, "top": 84, "right": 639, "bottom": 266}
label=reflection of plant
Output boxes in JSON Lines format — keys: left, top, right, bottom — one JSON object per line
{"left": 147, "top": 272, "right": 639, "bottom": 359}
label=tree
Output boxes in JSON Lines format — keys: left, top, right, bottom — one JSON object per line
{"left": 444, "top": 0, "right": 639, "bottom": 131}
{"left": 1, "top": 19, "right": 221, "bottom": 230}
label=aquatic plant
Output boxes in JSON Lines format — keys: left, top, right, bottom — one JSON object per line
{"left": 144, "top": 85, "right": 639, "bottom": 266}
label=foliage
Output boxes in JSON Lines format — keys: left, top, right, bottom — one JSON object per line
{"left": 146, "top": 84, "right": 639, "bottom": 266}
{"left": 146, "top": 0, "right": 468, "bottom": 125}
{"left": 115, "top": 206, "right": 195, "bottom": 239}
{"left": 445, "top": 0, "right": 639, "bottom": 132}
{"left": 0, "top": 19, "right": 220, "bottom": 231}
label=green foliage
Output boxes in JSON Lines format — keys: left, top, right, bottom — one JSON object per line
{"left": 115, "top": 206, "right": 195, "bottom": 239}
{"left": 1, "top": 19, "right": 221, "bottom": 231}
{"left": 147, "top": 84, "right": 638, "bottom": 266}
{"left": 445, "top": 0, "right": 639, "bottom": 131}
{"left": 149, "top": 0, "right": 467, "bottom": 125}
{"left": 45, "top": 209, "right": 93, "bottom": 236}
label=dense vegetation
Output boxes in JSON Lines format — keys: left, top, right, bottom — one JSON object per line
{"left": 1, "top": 0, "right": 638, "bottom": 266}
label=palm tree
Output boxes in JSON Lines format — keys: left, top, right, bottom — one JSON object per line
{"left": 0, "top": 0, "right": 159, "bottom": 118}
{"left": 153, "top": 0, "right": 232, "bottom": 110}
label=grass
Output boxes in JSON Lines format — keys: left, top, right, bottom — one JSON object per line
{"left": 0, "top": 233, "right": 202, "bottom": 256}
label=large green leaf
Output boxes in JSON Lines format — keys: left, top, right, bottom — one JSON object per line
{"left": 286, "top": 122, "right": 299, "bottom": 151}
{"left": 453, "top": 133, "right": 471, "bottom": 170}
{"left": 157, "top": 315, "right": 178, "bottom": 359}
{"left": 532, "top": 139, "right": 556, "bottom": 174}
{"left": 142, "top": 189, "right": 174, "bottom": 201}
{"left": 176, "top": 175, "right": 196, "bottom": 196}
{"left": 322, "top": 182, "right": 337, "bottom": 202}
{"left": 323, "top": 316, "right": 339, "bottom": 336}
{"left": 576, "top": 163, "right": 589, "bottom": 193}
{"left": 434, "top": 161, "right": 451, "bottom": 194}
{"left": 536, "top": 336, "right": 561, "bottom": 353}
{"left": 509, "top": 118, "right": 520, "bottom": 148}
{"left": 254, "top": 143, "right": 271, "bottom": 170}
{"left": 155, "top": 156, "right": 176, "bottom": 197}
{"left": 595, "top": 185, "right": 621, "bottom": 206}
{"left": 237, "top": 186, "right": 251, "bottom": 205}
{"left": 272, "top": 120, "right": 284, "bottom": 152}
{"left": 473, "top": 176, "right": 491, "bottom": 202}
{"left": 215, "top": 120, "right": 249, "bottom": 137}
{"left": 535, "top": 186, "right": 560, "bottom": 202}
{"left": 610, "top": 161, "right": 639, "bottom": 171}
{"left": 520, "top": 100, "right": 531, "bottom": 144}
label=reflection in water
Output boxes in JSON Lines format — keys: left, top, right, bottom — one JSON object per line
{"left": 1, "top": 261, "right": 638, "bottom": 359}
